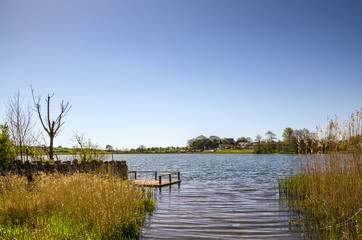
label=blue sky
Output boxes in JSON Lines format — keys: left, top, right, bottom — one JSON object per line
{"left": 1, "top": 0, "right": 361, "bottom": 149}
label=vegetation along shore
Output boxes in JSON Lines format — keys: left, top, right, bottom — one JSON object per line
{"left": 0, "top": 171, "right": 155, "bottom": 239}
{"left": 0, "top": 90, "right": 155, "bottom": 239}
{"left": 278, "top": 108, "right": 361, "bottom": 239}
{"left": 0, "top": 88, "right": 360, "bottom": 239}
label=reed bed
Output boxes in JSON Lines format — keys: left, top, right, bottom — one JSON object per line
{"left": 278, "top": 108, "right": 361, "bottom": 239}
{"left": 0, "top": 172, "right": 155, "bottom": 239}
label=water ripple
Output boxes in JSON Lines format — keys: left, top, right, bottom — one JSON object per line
{"left": 116, "top": 154, "right": 302, "bottom": 239}
{"left": 142, "top": 184, "right": 300, "bottom": 239}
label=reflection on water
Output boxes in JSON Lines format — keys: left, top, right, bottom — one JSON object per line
{"left": 111, "top": 154, "right": 303, "bottom": 239}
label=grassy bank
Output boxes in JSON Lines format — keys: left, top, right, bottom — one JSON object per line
{"left": 206, "top": 149, "right": 254, "bottom": 153}
{"left": 278, "top": 109, "right": 361, "bottom": 239}
{"left": 0, "top": 172, "right": 155, "bottom": 239}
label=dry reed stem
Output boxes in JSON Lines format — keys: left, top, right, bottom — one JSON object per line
{"left": 0, "top": 172, "right": 155, "bottom": 239}
{"left": 279, "top": 107, "right": 362, "bottom": 239}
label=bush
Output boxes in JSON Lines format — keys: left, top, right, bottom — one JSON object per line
{"left": 0, "top": 123, "right": 16, "bottom": 163}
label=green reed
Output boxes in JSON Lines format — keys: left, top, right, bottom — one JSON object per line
{"left": 279, "top": 108, "right": 361, "bottom": 239}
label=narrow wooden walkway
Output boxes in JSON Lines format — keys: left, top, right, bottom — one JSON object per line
{"left": 131, "top": 179, "right": 181, "bottom": 187}
{"left": 128, "top": 171, "right": 181, "bottom": 187}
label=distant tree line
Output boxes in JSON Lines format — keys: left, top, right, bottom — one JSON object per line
{"left": 1, "top": 89, "right": 360, "bottom": 161}
{"left": 117, "top": 145, "right": 188, "bottom": 154}
{"left": 186, "top": 124, "right": 361, "bottom": 154}
{"left": 187, "top": 135, "right": 253, "bottom": 150}
{"left": 253, "top": 128, "right": 314, "bottom": 154}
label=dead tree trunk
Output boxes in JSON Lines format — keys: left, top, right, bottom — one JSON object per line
{"left": 31, "top": 88, "right": 71, "bottom": 160}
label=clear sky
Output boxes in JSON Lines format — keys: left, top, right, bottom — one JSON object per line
{"left": 1, "top": 0, "right": 361, "bottom": 149}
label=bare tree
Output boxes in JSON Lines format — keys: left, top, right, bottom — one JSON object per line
{"left": 31, "top": 87, "right": 71, "bottom": 160}
{"left": 5, "top": 90, "right": 35, "bottom": 161}
{"left": 72, "top": 131, "right": 104, "bottom": 161}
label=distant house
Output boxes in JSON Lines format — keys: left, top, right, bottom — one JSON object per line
{"left": 219, "top": 144, "right": 234, "bottom": 149}
{"left": 236, "top": 142, "right": 253, "bottom": 149}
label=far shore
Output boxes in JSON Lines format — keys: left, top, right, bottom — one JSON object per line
{"left": 50, "top": 149, "right": 299, "bottom": 156}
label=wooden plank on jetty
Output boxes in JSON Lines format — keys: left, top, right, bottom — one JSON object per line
{"left": 131, "top": 179, "right": 181, "bottom": 187}
{"left": 128, "top": 171, "right": 181, "bottom": 187}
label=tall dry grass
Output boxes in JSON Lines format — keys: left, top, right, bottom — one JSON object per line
{"left": 0, "top": 172, "right": 155, "bottom": 239}
{"left": 279, "top": 108, "right": 361, "bottom": 239}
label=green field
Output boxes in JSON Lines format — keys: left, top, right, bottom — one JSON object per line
{"left": 209, "top": 149, "right": 254, "bottom": 153}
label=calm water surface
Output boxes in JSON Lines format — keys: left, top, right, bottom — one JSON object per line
{"left": 108, "top": 154, "right": 302, "bottom": 239}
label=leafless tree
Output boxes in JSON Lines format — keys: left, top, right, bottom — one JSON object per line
{"left": 5, "top": 90, "right": 35, "bottom": 161}
{"left": 31, "top": 87, "right": 71, "bottom": 160}
{"left": 72, "top": 131, "right": 104, "bottom": 161}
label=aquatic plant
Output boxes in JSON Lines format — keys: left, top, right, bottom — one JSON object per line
{"left": 278, "top": 108, "right": 361, "bottom": 239}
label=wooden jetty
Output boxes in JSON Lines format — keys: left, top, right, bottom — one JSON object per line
{"left": 128, "top": 171, "right": 181, "bottom": 187}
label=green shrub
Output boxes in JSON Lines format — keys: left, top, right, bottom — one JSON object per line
{"left": 0, "top": 123, "right": 16, "bottom": 163}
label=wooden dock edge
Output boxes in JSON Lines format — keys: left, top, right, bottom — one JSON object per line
{"left": 128, "top": 170, "right": 181, "bottom": 187}
{"left": 131, "top": 179, "right": 181, "bottom": 187}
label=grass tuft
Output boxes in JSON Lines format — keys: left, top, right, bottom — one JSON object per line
{"left": 0, "top": 172, "right": 155, "bottom": 239}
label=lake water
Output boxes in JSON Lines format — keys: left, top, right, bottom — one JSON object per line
{"left": 106, "top": 154, "right": 303, "bottom": 239}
